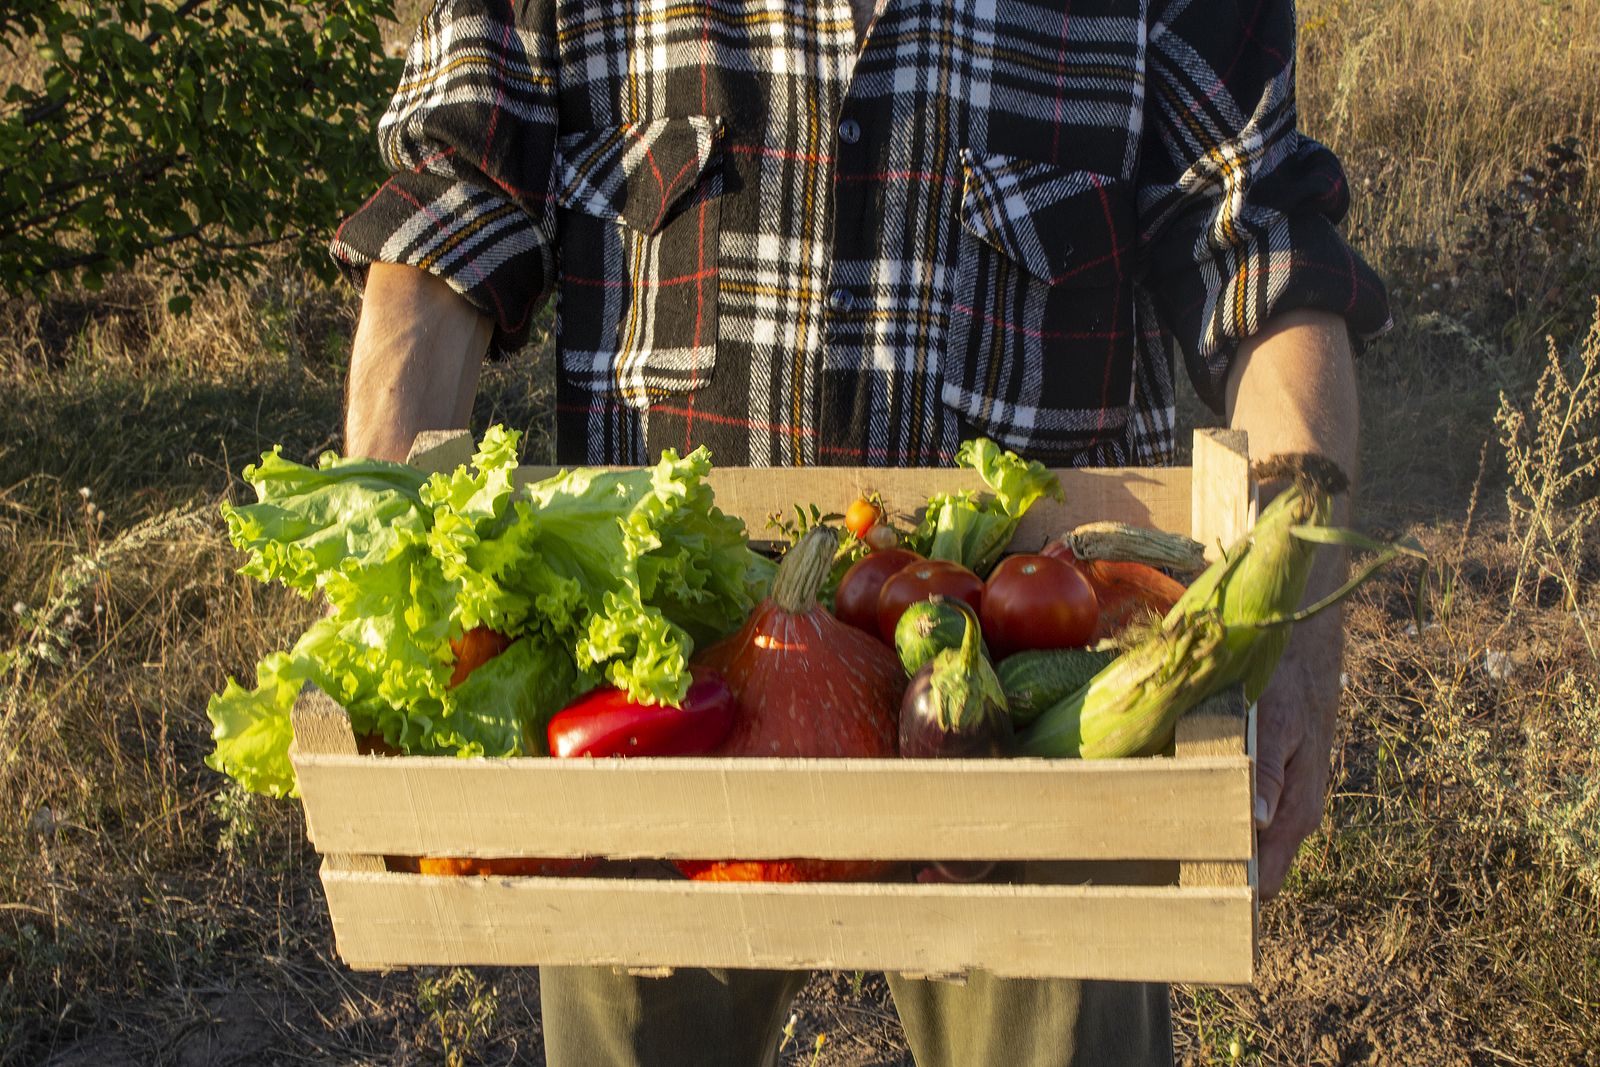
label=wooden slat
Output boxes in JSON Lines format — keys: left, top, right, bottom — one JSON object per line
{"left": 1175, "top": 696, "right": 1252, "bottom": 892}
{"left": 506, "top": 464, "right": 1192, "bottom": 552}
{"left": 320, "top": 871, "right": 1255, "bottom": 984}
{"left": 405, "top": 428, "right": 476, "bottom": 472}
{"left": 1174, "top": 692, "right": 1258, "bottom": 979}
{"left": 292, "top": 753, "right": 1254, "bottom": 863}
{"left": 1191, "top": 428, "right": 1256, "bottom": 560}
{"left": 399, "top": 429, "right": 1222, "bottom": 551}
{"left": 289, "top": 686, "right": 384, "bottom": 875}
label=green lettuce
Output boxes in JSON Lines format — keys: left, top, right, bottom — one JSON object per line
{"left": 910, "top": 438, "right": 1062, "bottom": 576}
{"left": 207, "top": 426, "right": 764, "bottom": 797}
{"left": 220, "top": 447, "right": 432, "bottom": 596}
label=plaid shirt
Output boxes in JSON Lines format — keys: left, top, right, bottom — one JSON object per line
{"left": 332, "top": 0, "right": 1390, "bottom": 468}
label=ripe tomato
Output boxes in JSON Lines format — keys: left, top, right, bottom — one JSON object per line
{"left": 448, "top": 625, "right": 513, "bottom": 686}
{"left": 980, "top": 554, "right": 1098, "bottom": 657}
{"left": 834, "top": 547, "right": 921, "bottom": 634}
{"left": 844, "top": 497, "right": 882, "bottom": 540}
{"left": 876, "top": 560, "right": 985, "bottom": 644}
{"left": 1040, "top": 541, "right": 1185, "bottom": 641}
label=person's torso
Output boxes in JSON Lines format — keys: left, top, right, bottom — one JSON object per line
{"left": 544, "top": 0, "right": 1158, "bottom": 467}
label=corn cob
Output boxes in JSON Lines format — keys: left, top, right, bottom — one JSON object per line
{"left": 1016, "top": 455, "right": 1355, "bottom": 759}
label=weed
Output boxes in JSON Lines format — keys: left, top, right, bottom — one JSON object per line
{"left": 778, "top": 1009, "right": 801, "bottom": 1054}
{"left": 211, "top": 781, "right": 261, "bottom": 859}
{"left": 1183, "top": 987, "right": 1262, "bottom": 1066}
{"left": 1494, "top": 300, "right": 1600, "bottom": 649}
{"left": 415, "top": 968, "right": 499, "bottom": 1067}
{"left": 0, "top": 502, "right": 210, "bottom": 680}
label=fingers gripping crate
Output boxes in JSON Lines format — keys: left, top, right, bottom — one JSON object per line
{"left": 288, "top": 429, "right": 1260, "bottom": 984}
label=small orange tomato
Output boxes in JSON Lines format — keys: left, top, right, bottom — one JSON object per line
{"left": 844, "top": 497, "right": 882, "bottom": 540}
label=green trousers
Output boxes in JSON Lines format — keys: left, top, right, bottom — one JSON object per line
{"left": 538, "top": 965, "right": 1171, "bottom": 1067}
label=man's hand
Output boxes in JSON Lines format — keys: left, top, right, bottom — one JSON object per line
{"left": 1225, "top": 308, "right": 1358, "bottom": 900}
{"left": 345, "top": 262, "right": 493, "bottom": 462}
{"left": 1252, "top": 609, "right": 1342, "bottom": 898}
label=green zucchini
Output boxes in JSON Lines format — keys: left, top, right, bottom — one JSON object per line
{"left": 998, "top": 647, "right": 1117, "bottom": 726}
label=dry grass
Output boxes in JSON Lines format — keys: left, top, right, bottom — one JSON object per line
{"left": 3, "top": 1, "right": 1600, "bottom": 1065}
{"left": 1300, "top": 0, "right": 1600, "bottom": 250}
{"left": 1295, "top": 0, "right": 1600, "bottom": 520}
{"left": 1173, "top": 517, "right": 1600, "bottom": 1065}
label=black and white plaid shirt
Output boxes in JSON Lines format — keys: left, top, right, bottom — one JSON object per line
{"left": 332, "top": 0, "right": 1389, "bottom": 468}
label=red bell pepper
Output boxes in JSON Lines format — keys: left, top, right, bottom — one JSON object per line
{"left": 547, "top": 669, "right": 737, "bottom": 758}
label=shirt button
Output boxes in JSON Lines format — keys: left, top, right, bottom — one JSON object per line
{"left": 828, "top": 287, "right": 856, "bottom": 312}
{"left": 838, "top": 118, "right": 861, "bottom": 145}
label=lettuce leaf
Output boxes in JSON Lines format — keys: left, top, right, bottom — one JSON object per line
{"left": 207, "top": 426, "right": 764, "bottom": 796}
{"left": 205, "top": 651, "right": 310, "bottom": 799}
{"left": 429, "top": 636, "right": 591, "bottom": 758}
{"left": 221, "top": 447, "right": 431, "bottom": 596}
{"left": 910, "top": 438, "right": 1063, "bottom": 576}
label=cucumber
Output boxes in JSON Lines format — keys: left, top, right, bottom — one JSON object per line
{"left": 894, "top": 598, "right": 974, "bottom": 676}
{"left": 998, "top": 647, "right": 1117, "bottom": 725}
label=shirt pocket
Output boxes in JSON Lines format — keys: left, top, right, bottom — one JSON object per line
{"left": 553, "top": 115, "right": 725, "bottom": 407}
{"left": 942, "top": 150, "right": 1138, "bottom": 457}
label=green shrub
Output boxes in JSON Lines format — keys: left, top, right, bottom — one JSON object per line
{"left": 0, "top": 1, "right": 401, "bottom": 310}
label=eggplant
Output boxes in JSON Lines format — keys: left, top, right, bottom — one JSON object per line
{"left": 898, "top": 600, "right": 1013, "bottom": 881}
{"left": 899, "top": 600, "right": 1011, "bottom": 757}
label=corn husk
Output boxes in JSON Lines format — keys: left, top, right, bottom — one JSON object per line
{"left": 1063, "top": 521, "right": 1207, "bottom": 573}
{"left": 1017, "top": 455, "right": 1423, "bottom": 759}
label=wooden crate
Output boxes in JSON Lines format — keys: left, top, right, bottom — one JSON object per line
{"left": 288, "top": 428, "right": 1259, "bottom": 984}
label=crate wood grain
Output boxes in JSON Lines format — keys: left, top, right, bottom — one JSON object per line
{"left": 406, "top": 429, "right": 1233, "bottom": 559}
{"left": 316, "top": 874, "right": 1253, "bottom": 983}
{"left": 292, "top": 745, "right": 1252, "bottom": 862}
{"left": 290, "top": 428, "right": 1260, "bottom": 983}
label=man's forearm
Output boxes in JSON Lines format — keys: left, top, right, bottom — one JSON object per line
{"left": 1225, "top": 309, "right": 1359, "bottom": 502}
{"left": 1225, "top": 308, "right": 1359, "bottom": 609}
{"left": 345, "top": 262, "right": 494, "bottom": 462}
{"left": 1223, "top": 308, "right": 1360, "bottom": 894}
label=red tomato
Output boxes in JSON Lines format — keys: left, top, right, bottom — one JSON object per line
{"left": 844, "top": 497, "right": 882, "bottom": 540}
{"left": 1040, "top": 540, "right": 1186, "bottom": 641}
{"left": 448, "top": 625, "right": 513, "bottom": 686}
{"left": 834, "top": 547, "right": 921, "bottom": 634}
{"left": 980, "top": 554, "right": 1098, "bottom": 657}
{"left": 876, "top": 560, "right": 985, "bottom": 644}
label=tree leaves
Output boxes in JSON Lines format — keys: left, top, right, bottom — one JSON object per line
{"left": 0, "top": 0, "right": 402, "bottom": 305}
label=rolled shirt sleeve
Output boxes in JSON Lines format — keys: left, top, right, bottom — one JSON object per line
{"left": 1136, "top": 0, "right": 1392, "bottom": 413}
{"left": 329, "top": 0, "right": 558, "bottom": 352}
